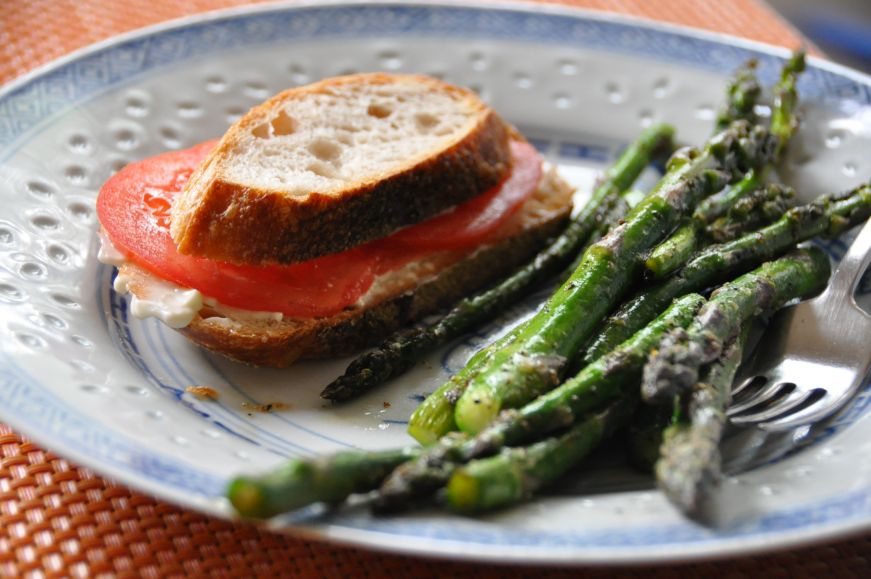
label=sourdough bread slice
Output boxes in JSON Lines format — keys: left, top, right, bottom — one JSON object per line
{"left": 170, "top": 73, "right": 513, "bottom": 265}
{"left": 124, "top": 168, "right": 573, "bottom": 367}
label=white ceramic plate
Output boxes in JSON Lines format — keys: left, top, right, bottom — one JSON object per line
{"left": 1, "top": 0, "right": 871, "bottom": 564}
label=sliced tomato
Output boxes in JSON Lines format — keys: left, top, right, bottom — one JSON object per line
{"left": 97, "top": 139, "right": 542, "bottom": 317}
{"left": 387, "top": 140, "right": 542, "bottom": 251}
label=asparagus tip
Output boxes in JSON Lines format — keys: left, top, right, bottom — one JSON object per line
{"left": 319, "top": 380, "right": 348, "bottom": 402}
{"left": 787, "top": 48, "right": 807, "bottom": 73}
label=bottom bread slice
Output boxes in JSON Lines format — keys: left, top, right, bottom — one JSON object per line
{"left": 120, "top": 168, "right": 574, "bottom": 367}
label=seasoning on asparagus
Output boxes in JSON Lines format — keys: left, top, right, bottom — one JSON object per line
{"left": 655, "top": 330, "right": 747, "bottom": 519}
{"left": 769, "top": 50, "right": 806, "bottom": 156}
{"left": 226, "top": 247, "right": 836, "bottom": 519}
{"left": 706, "top": 183, "right": 795, "bottom": 242}
{"left": 641, "top": 247, "right": 831, "bottom": 402}
{"left": 714, "top": 58, "right": 762, "bottom": 131}
{"left": 692, "top": 169, "right": 764, "bottom": 225}
{"left": 643, "top": 51, "right": 806, "bottom": 280}
{"left": 451, "top": 121, "right": 776, "bottom": 435}
{"left": 696, "top": 51, "right": 805, "bottom": 224}
{"left": 645, "top": 182, "right": 797, "bottom": 279}
{"left": 709, "top": 49, "right": 805, "bottom": 195}
{"left": 561, "top": 189, "right": 644, "bottom": 280}
{"left": 373, "top": 294, "right": 706, "bottom": 512}
{"left": 408, "top": 330, "right": 515, "bottom": 444}
{"left": 400, "top": 246, "right": 831, "bottom": 515}
{"left": 446, "top": 397, "right": 636, "bottom": 513}
{"left": 227, "top": 447, "right": 421, "bottom": 519}
{"left": 644, "top": 180, "right": 798, "bottom": 280}
{"left": 320, "top": 123, "right": 676, "bottom": 403}
{"left": 583, "top": 183, "right": 871, "bottom": 365}
{"left": 643, "top": 220, "right": 703, "bottom": 280}
{"left": 227, "top": 295, "right": 701, "bottom": 518}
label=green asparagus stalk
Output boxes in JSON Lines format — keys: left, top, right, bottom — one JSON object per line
{"left": 714, "top": 58, "right": 762, "bottom": 131}
{"left": 407, "top": 339, "right": 506, "bottom": 444}
{"left": 407, "top": 379, "right": 463, "bottom": 446}
{"left": 692, "top": 169, "right": 765, "bottom": 224}
{"left": 644, "top": 174, "right": 769, "bottom": 281}
{"left": 451, "top": 121, "right": 775, "bottom": 435}
{"left": 770, "top": 50, "right": 806, "bottom": 157}
{"left": 698, "top": 51, "right": 804, "bottom": 226}
{"left": 561, "top": 190, "right": 642, "bottom": 280}
{"left": 373, "top": 294, "right": 706, "bottom": 512}
{"left": 643, "top": 51, "right": 806, "bottom": 280}
{"left": 320, "top": 124, "right": 675, "bottom": 403}
{"left": 583, "top": 183, "right": 871, "bottom": 365}
{"left": 227, "top": 447, "right": 421, "bottom": 519}
{"left": 641, "top": 247, "right": 830, "bottom": 402}
{"left": 645, "top": 182, "right": 796, "bottom": 279}
{"left": 655, "top": 329, "right": 747, "bottom": 518}
{"left": 226, "top": 247, "right": 832, "bottom": 519}
{"left": 642, "top": 57, "right": 765, "bottom": 281}
{"left": 643, "top": 221, "right": 701, "bottom": 280}
{"left": 445, "top": 397, "right": 636, "bottom": 513}
{"left": 463, "top": 294, "right": 705, "bottom": 458}
{"left": 706, "top": 183, "right": 795, "bottom": 242}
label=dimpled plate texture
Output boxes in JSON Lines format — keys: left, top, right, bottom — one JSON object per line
{"left": 1, "top": 0, "right": 871, "bottom": 564}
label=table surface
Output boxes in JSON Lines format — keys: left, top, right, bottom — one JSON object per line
{"left": 1, "top": 0, "right": 870, "bottom": 576}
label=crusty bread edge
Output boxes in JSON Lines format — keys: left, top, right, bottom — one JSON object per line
{"left": 173, "top": 169, "right": 574, "bottom": 367}
{"left": 170, "top": 73, "right": 514, "bottom": 265}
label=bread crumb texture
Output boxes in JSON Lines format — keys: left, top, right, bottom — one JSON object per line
{"left": 228, "top": 74, "right": 483, "bottom": 194}
{"left": 170, "top": 73, "right": 513, "bottom": 264}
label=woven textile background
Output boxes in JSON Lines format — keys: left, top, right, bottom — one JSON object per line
{"left": 1, "top": 1, "right": 870, "bottom": 577}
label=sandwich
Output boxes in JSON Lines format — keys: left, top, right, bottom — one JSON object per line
{"left": 96, "top": 73, "right": 574, "bottom": 367}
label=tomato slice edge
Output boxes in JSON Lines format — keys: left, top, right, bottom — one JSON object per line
{"left": 97, "top": 139, "right": 543, "bottom": 317}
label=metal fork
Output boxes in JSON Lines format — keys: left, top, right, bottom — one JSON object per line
{"left": 727, "top": 218, "right": 871, "bottom": 432}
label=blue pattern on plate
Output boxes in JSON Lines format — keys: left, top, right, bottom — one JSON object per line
{"left": 0, "top": 350, "right": 223, "bottom": 496}
{"left": 319, "top": 484, "right": 871, "bottom": 546}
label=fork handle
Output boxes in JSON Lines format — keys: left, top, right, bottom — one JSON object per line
{"left": 829, "top": 217, "right": 871, "bottom": 302}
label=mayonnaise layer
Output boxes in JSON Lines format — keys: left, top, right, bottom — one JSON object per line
{"left": 98, "top": 231, "right": 283, "bottom": 328}
{"left": 113, "top": 268, "right": 204, "bottom": 329}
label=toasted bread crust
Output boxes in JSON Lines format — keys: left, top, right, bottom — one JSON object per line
{"left": 170, "top": 74, "right": 513, "bottom": 265}
{"left": 135, "top": 169, "right": 573, "bottom": 367}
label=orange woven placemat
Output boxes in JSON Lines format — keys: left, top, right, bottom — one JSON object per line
{"left": 1, "top": 1, "right": 870, "bottom": 577}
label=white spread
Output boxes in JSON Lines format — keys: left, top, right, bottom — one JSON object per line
{"left": 97, "top": 230, "right": 128, "bottom": 266}
{"left": 97, "top": 231, "right": 283, "bottom": 328}
{"left": 113, "top": 269, "right": 204, "bottom": 328}
{"left": 202, "top": 298, "right": 284, "bottom": 323}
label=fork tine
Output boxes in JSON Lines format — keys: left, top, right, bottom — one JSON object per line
{"left": 727, "top": 380, "right": 794, "bottom": 416}
{"left": 730, "top": 375, "right": 767, "bottom": 400}
{"left": 730, "top": 388, "right": 825, "bottom": 426}
{"left": 755, "top": 392, "right": 838, "bottom": 432}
